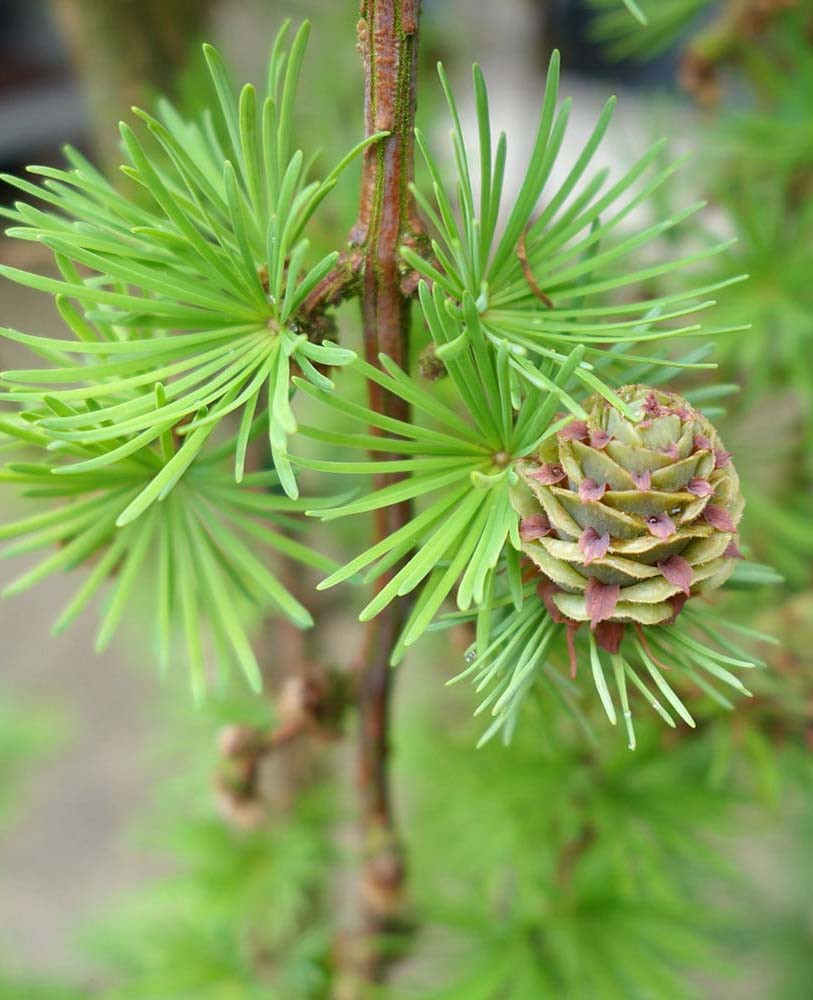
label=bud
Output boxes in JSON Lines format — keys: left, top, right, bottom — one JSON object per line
{"left": 418, "top": 343, "right": 448, "bottom": 381}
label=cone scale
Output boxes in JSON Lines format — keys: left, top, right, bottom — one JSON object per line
{"left": 513, "top": 386, "right": 744, "bottom": 645}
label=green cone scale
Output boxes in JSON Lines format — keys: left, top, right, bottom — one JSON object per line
{"left": 513, "top": 386, "right": 744, "bottom": 630}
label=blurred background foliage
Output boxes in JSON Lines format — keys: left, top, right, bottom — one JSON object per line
{"left": 0, "top": 1, "right": 810, "bottom": 998}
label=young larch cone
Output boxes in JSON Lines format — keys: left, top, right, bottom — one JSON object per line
{"left": 513, "top": 386, "right": 744, "bottom": 642}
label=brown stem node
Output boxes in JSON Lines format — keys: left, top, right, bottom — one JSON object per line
{"left": 518, "top": 228, "right": 554, "bottom": 308}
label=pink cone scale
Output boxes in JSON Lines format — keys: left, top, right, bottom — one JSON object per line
{"left": 511, "top": 385, "right": 744, "bottom": 641}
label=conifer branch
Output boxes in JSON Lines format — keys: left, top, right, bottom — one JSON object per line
{"left": 343, "top": 0, "right": 422, "bottom": 993}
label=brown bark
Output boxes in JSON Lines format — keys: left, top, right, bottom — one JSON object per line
{"left": 340, "top": 1, "right": 423, "bottom": 994}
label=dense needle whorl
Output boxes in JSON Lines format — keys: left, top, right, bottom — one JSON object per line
{"left": 513, "top": 386, "right": 744, "bottom": 645}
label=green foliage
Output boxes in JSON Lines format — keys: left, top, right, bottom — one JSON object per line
{"left": 446, "top": 583, "right": 772, "bottom": 748}
{"left": 716, "top": 19, "right": 813, "bottom": 178}
{"left": 0, "top": 29, "right": 765, "bottom": 736}
{"left": 0, "top": 22, "right": 367, "bottom": 502}
{"left": 589, "top": 0, "right": 712, "bottom": 60}
{"left": 699, "top": 179, "right": 813, "bottom": 394}
{"left": 0, "top": 417, "right": 336, "bottom": 696}
{"left": 0, "top": 6, "right": 807, "bottom": 998}
{"left": 297, "top": 62, "right": 766, "bottom": 739}
{"left": 405, "top": 58, "right": 740, "bottom": 397}
{"left": 0, "top": 15, "right": 775, "bottom": 743}
{"left": 395, "top": 689, "right": 740, "bottom": 999}
{"left": 296, "top": 333, "right": 577, "bottom": 661}
{"left": 0, "top": 982, "right": 87, "bottom": 1000}
{"left": 608, "top": 11, "right": 813, "bottom": 588}
{"left": 619, "top": 0, "right": 648, "bottom": 26}
{"left": 90, "top": 795, "right": 334, "bottom": 1000}
{"left": 731, "top": 748, "right": 813, "bottom": 999}
{"left": 706, "top": 33, "right": 813, "bottom": 589}
{"left": 0, "top": 22, "right": 367, "bottom": 695}
{"left": 77, "top": 683, "right": 336, "bottom": 999}
{"left": 0, "top": 684, "right": 336, "bottom": 999}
